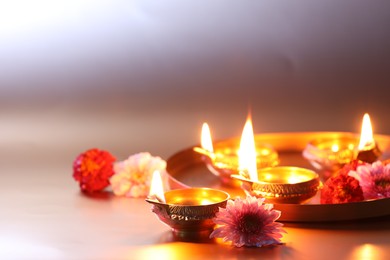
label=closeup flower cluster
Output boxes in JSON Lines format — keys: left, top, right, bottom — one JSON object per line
{"left": 321, "top": 160, "right": 390, "bottom": 204}
{"left": 72, "top": 148, "right": 167, "bottom": 197}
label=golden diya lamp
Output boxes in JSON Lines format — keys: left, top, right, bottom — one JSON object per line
{"left": 194, "top": 116, "right": 279, "bottom": 187}
{"left": 232, "top": 167, "right": 321, "bottom": 204}
{"left": 303, "top": 113, "right": 382, "bottom": 178}
{"left": 145, "top": 171, "right": 229, "bottom": 239}
{"left": 356, "top": 113, "right": 382, "bottom": 163}
{"left": 303, "top": 136, "right": 358, "bottom": 174}
{"left": 231, "top": 124, "right": 321, "bottom": 204}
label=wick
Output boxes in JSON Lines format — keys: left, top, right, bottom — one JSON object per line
{"left": 193, "top": 147, "right": 216, "bottom": 160}
{"left": 238, "top": 169, "right": 250, "bottom": 180}
{"left": 147, "top": 194, "right": 166, "bottom": 204}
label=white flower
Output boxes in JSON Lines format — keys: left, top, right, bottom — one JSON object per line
{"left": 110, "top": 152, "right": 167, "bottom": 198}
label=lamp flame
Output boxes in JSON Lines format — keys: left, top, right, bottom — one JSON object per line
{"left": 238, "top": 114, "right": 258, "bottom": 182}
{"left": 358, "top": 113, "right": 375, "bottom": 151}
{"left": 201, "top": 122, "right": 214, "bottom": 153}
{"left": 149, "top": 171, "right": 166, "bottom": 203}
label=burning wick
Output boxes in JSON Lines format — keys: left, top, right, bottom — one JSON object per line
{"left": 201, "top": 122, "right": 214, "bottom": 153}
{"left": 356, "top": 113, "right": 381, "bottom": 163}
{"left": 193, "top": 122, "right": 216, "bottom": 160}
{"left": 148, "top": 171, "right": 166, "bottom": 203}
{"left": 358, "top": 113, "right": 375, "bottom": 151}
{"left": 238, "top": 114, "right": 258, "bottom": 182}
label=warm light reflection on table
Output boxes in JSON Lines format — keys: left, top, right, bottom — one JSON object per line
{"left": 350, "top": 244, "right": 385, "bottom": 260}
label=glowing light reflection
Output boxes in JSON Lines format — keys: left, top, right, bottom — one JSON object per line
{"left": 351, "top": 244, "right": 383, "bottom": 260}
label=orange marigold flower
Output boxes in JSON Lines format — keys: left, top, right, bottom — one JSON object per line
{"left": 320, "top": 161, "right": 365, "bottom": 204}
{"left": 73, "top": 148, "right": 116, "bottom": 193}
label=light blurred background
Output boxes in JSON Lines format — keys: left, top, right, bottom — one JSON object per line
{"left": 1, "top": 0, "right": 389, "bottom": 161}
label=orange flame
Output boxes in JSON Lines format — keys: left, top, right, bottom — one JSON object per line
{"left": 201, "top": 122, "right": 214, "bottom": 153}
{"left": 149, "top": 171, "right": 166, "bottom": 203}
{"left": 238, "top": 114, "right": 258, "bottom": 182}
{"left": 358, "top": 113, "right": 375, "bottom": 151}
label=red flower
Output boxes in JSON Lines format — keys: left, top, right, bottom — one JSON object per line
{"left": 337, "top": 160, "right": 366, "bottom": 176}
{"left": 73, "top": 148, "right": 116, "bottom": 193}
{"left": 321, "top": 171, "right": 364, "bottom": 204}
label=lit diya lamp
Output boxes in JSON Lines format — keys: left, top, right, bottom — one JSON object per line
{"left": 231, "top": 125, "right": 321, "bottom": 204}
{"left": 145, "top": 171, "right": 229, "bottom": 238}
{"left": 194, "top": 115, "right": 279, "bottom": 186}
{"left": 356, "top": 113, "right": 382, "bottom": 163}
{"left": 303, "top": 113, "right": 382, "bottom": 177}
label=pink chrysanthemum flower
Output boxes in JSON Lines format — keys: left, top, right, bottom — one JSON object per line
{"left": 109, "top": 152, "right": 167, "bottom": 198}
{"left": 210, "top": 196, "right": 285, "bottom": 247}
{"left": 348, "top": 161, "right": 390, "bottom": 200}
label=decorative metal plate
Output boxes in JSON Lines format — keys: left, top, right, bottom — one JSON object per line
{"left": 166, "top": 132, "right": 390, "bottom": 222}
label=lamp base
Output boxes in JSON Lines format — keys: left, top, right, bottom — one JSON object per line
{"left": 357, "top": 144, "right": 382, "bottom": 163}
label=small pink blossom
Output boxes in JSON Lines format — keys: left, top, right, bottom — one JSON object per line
{"left": 110, "top": 152, "right": 167, "bottom": 198}
{"left": 210, "top": 196, "right": 285, "bottom": 247}
{"left": 348, "top": 161, "right": 390, "bottom": 200}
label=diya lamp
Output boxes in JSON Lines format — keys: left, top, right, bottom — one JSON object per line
{"left": 232, "top": 125, "right": 321, "bottom": 204}
{"left": 194, "top": 116, "right": 279, "bottom": 186}
{"left": 145, "top": 171, "right": 229, "bottom": 238}
{"left": 303, "top": 135, "right": 358, "bottom": 175}
{"left": 303, "top": 113, "right": 382, "bottom": 177}
{"left": 356, "top": 113, "right": 381, "bottom": 163}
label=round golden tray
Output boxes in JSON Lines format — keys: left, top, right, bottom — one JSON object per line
{"left": 166, "top": 132, "right": 390, "bottom": 222}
